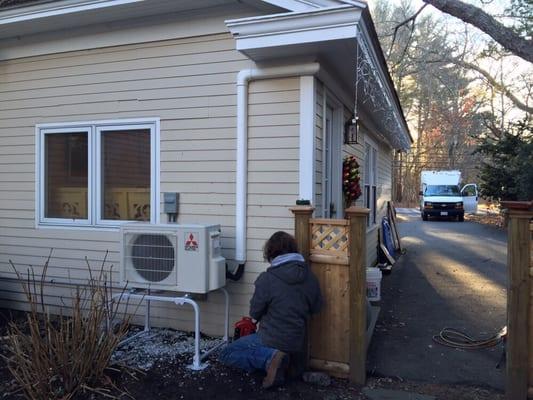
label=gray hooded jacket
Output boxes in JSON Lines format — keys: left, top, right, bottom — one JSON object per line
{"left": 249, "top": 254, "right": 322, "bottom": 353}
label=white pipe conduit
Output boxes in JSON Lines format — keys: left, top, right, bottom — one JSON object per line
{"left": 235, "top": 62, "right": 320, "bottom": 263}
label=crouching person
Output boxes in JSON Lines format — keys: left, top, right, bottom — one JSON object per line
{"left": 219, "top": 231, "right": 322, "bottom": 389}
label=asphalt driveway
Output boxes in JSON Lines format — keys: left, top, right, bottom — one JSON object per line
{"left": 367, "top": 209, "right": 507, "bottom": 390}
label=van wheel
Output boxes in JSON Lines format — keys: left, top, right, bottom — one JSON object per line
{"left": 422, "top": 212, "right": 428, "bottom": 221}
{"left": 458, "top": 214, "right": 464, "bottom": 222}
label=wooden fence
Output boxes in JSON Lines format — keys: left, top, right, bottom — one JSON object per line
{"left": 501, "top": 201, "right": 533, "bottom": 400}
{"left": 291, "top": 206, "right": 373, "bottom": 384}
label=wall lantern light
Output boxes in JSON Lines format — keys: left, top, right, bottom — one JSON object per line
{"left": 344, "top": 116, "right": 359, "bottom": 145}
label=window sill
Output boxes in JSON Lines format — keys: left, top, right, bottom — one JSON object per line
{"left": 37, "top": 223, "right": 121, "bottom": 232}
{"left": 37, "top": 221, "right": 153, "bottom": 231}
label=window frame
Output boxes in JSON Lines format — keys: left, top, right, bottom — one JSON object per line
{"left": 36, "top": 118, "right": 160, "bottom": 229}
{"left": 39, "top": 126, "right": 93, "bottom": 227}
{"left": 364, "top": 138, "right": 378, "bottom": 229}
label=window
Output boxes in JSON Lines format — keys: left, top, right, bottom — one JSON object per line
{"left": 364, "top": 141, "right": 378, "bottom": 227}
{"left": 38, "top": 120, "right": 159, "bottom": 227}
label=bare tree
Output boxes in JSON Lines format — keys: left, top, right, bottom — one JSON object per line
{"left": 421, "top": 0, "right": 533, "bottom": 63}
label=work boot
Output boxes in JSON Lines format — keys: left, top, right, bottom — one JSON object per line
{"left": 262, "top": 351, "right": 288, "bottom": 389}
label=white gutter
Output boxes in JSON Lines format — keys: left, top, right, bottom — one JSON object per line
{"left": 235, "top": 62, "right": 320, "bottom": 263}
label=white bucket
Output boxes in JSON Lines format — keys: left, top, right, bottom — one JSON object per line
{"left": 366, "top": 267, "right": 382, "bottom": 302}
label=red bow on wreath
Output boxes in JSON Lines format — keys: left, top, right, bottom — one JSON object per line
{"left": 343, "top": 156, "right": 362, "bottom": 207}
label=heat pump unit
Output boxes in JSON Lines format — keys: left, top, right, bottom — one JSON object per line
{"left": 121, "top": 223, "right": 226, "bottom": 294}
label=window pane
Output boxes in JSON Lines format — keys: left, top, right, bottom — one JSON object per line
{"left": 364, "top": 185, "right": 370, "bottom": 227}
{"left": 372, "top": 148, "right": 377, "bottom": 186}
{"left": 372, "top": 186, "right": 377, "bottom": 224}
{"left": 364, "top": 143, "right": 371, "bottom": 185}
{"left": 364, "top": 185, "right": 370, "bottom": 208}
{"left": 101, "top": 129, "right": 151, "bottom": 221}
{"left": 45, "top": 133, "right": 88, "bottom": 219}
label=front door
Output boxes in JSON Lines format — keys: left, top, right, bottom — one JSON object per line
{"left": 323, "top": 104, "right": 341, "bottom": 218}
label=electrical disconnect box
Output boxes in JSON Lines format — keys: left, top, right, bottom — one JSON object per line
{"left": 164, "top": 192, "right": 180, "bottom": 214}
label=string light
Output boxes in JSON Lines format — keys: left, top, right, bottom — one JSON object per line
{"left": 355, "top": 36, "right": 410, "bottom": 150}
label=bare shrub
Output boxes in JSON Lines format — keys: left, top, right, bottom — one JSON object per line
{"left": 2, "top": 251, "right": 136, "bottom": 399}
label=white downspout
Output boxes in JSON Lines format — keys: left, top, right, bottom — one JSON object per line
{"left": 235, "top": 62, "right": 320, "bottom": 264}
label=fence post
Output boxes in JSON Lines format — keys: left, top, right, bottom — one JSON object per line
{"left": 345, "top": 206, "right": 370, "bottom": 385}
{"left": 502, "top": 201, "right": 532, "bottom": 400}
{"left": 290, "top": 206, "right": 314, "bottom": 262}
{"left": 290, "top": 205, "right": 315, "bottom": 373}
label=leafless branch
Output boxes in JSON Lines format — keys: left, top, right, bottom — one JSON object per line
{"left": 388, "top": 4, "right": 429, "bottom": 60}
{"left": 421, "top": 56, "right": 533, "bottom": 113}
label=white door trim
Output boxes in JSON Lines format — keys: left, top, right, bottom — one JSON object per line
{"left": 322, "top": 90, "right": 343, "bottom": 218}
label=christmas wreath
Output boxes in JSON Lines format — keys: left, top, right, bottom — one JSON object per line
{"left": 343, "top": 155, "right": 362, "bottom": 208}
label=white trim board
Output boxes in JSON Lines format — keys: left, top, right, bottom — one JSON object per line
{"left": 226, "top": 5, "right": 361, "bottom": 52}
{"left": 299, "top": 75, "right": 316, "bottom": 202}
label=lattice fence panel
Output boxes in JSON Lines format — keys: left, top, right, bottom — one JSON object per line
{"left": 310, "top": 220, "right": 350, "bottom": 256}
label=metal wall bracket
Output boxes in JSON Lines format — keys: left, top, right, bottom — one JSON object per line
{"left": 111, "top": 287, "right": 230, "bottom": 370}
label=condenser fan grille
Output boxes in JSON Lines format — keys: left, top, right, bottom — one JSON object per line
{"left": 127, "top": 234, "right": 175, "bottom": 282}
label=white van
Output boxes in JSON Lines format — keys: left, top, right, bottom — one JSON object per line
{"left": 419, "top": 170, "right": 478, "bottom": 221}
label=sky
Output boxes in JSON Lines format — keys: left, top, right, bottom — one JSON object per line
{"left": 365, "top": 0, "right": 530, "bottom": 122}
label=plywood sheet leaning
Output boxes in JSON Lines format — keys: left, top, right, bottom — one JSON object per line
{"left": 378, "top": 226, "right": 395, "bottom": 266}
{"left": 387, "top": 201, "right": 402, "bottom": 252}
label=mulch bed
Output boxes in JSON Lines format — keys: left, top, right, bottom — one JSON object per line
{"left": 0, "top": 310, "right": 505, "bottom": 400}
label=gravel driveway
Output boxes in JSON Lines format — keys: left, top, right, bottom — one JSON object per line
{"left": 367, "top": 209, "right": 507, "bottom": 391}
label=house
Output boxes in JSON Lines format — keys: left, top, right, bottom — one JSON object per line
{"left": 0, "top": 0, "right": 412, "bottom": 335}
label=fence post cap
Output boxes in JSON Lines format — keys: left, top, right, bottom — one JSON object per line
{"left": 290, "top": 206, "right": 315, "bottom": 215}
{"left": 501, "top": 201, "right": 533, "bottom": 219}
{"left": 345, "top": 206, "right": 370, "bottom": 217}
{"left": 500, "top": 200, "right": 532, "bottom": 211}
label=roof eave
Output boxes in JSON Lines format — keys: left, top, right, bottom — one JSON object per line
{"left": 227, "top": 5, "right": 412, "bottom": 150}
{"left": 360, "top": 7, "right": 413, "bottom": 145}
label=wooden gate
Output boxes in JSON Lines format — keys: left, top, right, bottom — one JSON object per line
{"left": 502, "top": 201, "right": 533, "bottom": 400}
{"left": 291, "top": 205, "right": 371, "bottom": 384}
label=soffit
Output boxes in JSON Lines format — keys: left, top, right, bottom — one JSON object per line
{"left": 0, "top": 0, "right": 281, "bottom": 40}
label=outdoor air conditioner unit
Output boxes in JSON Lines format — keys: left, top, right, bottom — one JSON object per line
{"left": 120, "top": 223, "right": 226, "bottom": 294}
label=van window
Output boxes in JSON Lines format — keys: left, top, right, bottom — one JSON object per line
{"left": 462, "top": 186, "right": 477, "bottom": 196}
{"left": 425, "top": 185, "right": 460, "bottom": 196}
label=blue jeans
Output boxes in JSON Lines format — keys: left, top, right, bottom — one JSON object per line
{"left": 219, "top": 333, "right": 277, "bottom": 372}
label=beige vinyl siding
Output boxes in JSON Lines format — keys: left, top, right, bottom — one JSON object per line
{"left": 0, "top": 25, "right": 301, "bottom": 336}
{"left": 340, "top": 112, "right": 394, "bottom": 268}
{"left": 360, "top": 124, "right": 394, "bottom": 268}
{"left": 246, "top": 76, "right": 300, "bottom": 278}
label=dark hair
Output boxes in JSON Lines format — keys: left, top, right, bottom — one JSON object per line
{"left": 263, "top": 231, "right": 298, "bottom": 262}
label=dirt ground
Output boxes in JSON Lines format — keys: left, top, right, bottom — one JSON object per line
{"left": 0, "top": 309, "right": 504, "bottom": 400}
